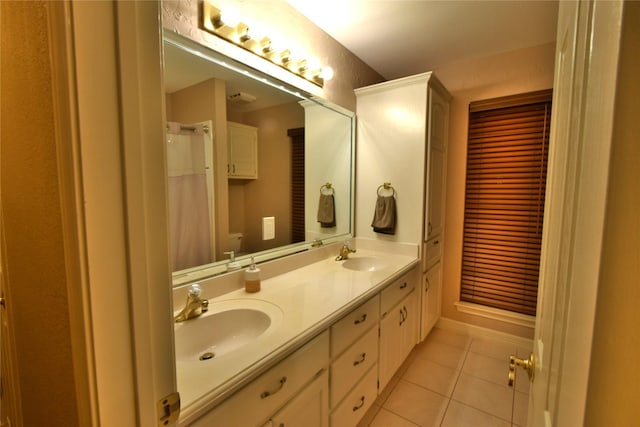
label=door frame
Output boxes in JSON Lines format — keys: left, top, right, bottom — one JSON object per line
{"left": 54, "top": 1, "right": 177, "bottom": 425}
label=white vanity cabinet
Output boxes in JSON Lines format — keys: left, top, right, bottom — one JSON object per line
{"left": 227, "top": 121, "right": 258, "bottom": 179}
{"left": 378, "top": 269, "right": 419, "bottom": 391}
{"left": 329, "top": 295, "right": 380, "bottom": 426}
{"left": 191, "top": 331, "right": 329, "bottom": 427}
{"left": 421, "top": 261, "right": 442, "bottom": 340}
{"left": 187, "top": 264, "right": 422, "bottom": 427}
{"left": 267, "top": 370, "right": 329, "bottom": 427}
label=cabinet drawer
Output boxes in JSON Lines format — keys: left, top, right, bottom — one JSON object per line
{"left": 193, "top": 331, "right": 329, "bottom": 427}
{"left": 330, "top": 365, "right": 378, "bottom": 427}
{"left": 331, "top": 294, "right": 379, "bottom": 357}
{"left": 330, "top": 326, "right": 378, "bottom": 408}
{"left": 380, "top": 270, "right": 415, "bottom": 317}
{"left": 423, "top": 237, "right": 442, "bottom": 271}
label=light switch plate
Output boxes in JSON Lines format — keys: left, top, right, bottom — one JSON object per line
{"left": 262, "top": 216, "right": 275, "bottom": 240}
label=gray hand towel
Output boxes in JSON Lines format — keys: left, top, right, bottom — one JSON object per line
{"left": 371, "top": 195, "right": 396, "bottom": 234}
{"left": 317, "top": 193, "right": 336, "bottom": 227}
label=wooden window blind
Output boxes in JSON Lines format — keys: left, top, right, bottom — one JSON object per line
{"left": 288, "top": 128, "right": 305, "bottom": 243}
{"left": 460, "top": 90, "right": 552, "bottom": 316}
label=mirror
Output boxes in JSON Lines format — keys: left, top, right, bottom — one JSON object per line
{"left": 163, "top": 32, "right": 355, "bottom": 286}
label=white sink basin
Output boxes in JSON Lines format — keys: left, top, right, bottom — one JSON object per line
{"left": 174, "top": 298, "right": 283, "bottom": 363}
{"left": 341, "top": 256, "right": 389, "bottom": 272}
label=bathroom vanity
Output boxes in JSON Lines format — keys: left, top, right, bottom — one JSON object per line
{"left": 176, "top": 241, "right": 419, "bottom": 426}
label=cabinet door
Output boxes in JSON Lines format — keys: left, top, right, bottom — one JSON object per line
{"left": 401, "top": 288, "right": 419, "bottom": 357}
{"left": 268, "top": 370, "right": 329, "bottom": 427}
{"left": 228, "top": 121, "right": 258, "bottom": 178}
{"left": 426, "top": 145, "right": 445, "bottom": 240}
{"left": 420, "top": 261, "right": 442, "bottom": 341}
{"left": 425, "top": 87, "right": 449, "bottom": 241}
{"left": 379, "top": 289, "right": 417, "bottom": 391}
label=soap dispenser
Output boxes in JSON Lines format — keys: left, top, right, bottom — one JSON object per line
{"left": 244, "top": 257, "right": 261, "bottom": 293}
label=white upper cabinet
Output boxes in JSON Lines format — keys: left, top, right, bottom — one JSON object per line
{"left": 227, "top": 121, "right": 258, "bottom": 179}
{"left": 425, "top": 87, "right": 450, "bottom": 242}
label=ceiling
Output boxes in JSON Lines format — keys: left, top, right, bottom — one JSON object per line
{"left": 288, "top": 0, "right": 559, "bottom": 80}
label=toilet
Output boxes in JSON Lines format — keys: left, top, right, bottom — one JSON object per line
{"left": 228, "top": 232, "right": 243, "bottom": 254}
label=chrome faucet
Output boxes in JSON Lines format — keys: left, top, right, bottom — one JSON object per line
{"left": 336, "top": 241, "right": 356, "bottom": 261}
{"left": 174, "top": 284, "right": 209, "bottom": 322}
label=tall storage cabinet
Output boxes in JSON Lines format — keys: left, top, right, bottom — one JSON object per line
{"left": 355, "top": 72, "right": 450, "bottom": 343}
{"left": 421, "top": 85, "right": 449, "bottom": 341}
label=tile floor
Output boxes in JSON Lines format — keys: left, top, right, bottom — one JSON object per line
{"left": 357, "top": 327, "right": 532, "bottom": 427}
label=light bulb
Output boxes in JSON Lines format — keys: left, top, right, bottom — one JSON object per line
{"left": 320, "top": 66, "right": 334, "bottom": 81}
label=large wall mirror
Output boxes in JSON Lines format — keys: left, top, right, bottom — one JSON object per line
{"left": 163, "top": 32, "right": 355, "bottom": 286}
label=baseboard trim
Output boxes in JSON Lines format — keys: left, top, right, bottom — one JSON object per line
{"left": 436, "top": 317, "right": 534, "bottom": 349}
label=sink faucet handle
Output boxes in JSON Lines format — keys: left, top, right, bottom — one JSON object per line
{"left": 188, "top": 283, "right": 202, "bottom": 298}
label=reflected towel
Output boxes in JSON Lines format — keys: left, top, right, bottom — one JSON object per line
{"left": 371, "top": 195, "right": 396, "bottom": 234}
{"left": 317, "top": 193, "right": 336, "bottom": 227}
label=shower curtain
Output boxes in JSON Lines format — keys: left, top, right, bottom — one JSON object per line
{"left": 166, "top": 122, "right": 213, "bottom": 271}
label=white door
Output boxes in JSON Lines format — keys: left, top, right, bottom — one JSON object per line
{"left": 523, "top": 1, "right": 624, "bottom": 426}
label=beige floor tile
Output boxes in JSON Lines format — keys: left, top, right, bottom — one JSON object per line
{"left": 426, "top": 327, "right": 472, "bottom": 350}
{"left": 462, "top": 351, "right": 510, "bottom": 387}
{"left": 441, "top": 400, "right": 512, "bottom": 427}
{"left": 357, "top": 403, "right": 381, "bottom": 427}
{"left": 377, "top": 371, "right": 403, "bottom": 405}
{"left": 451, "top": 373, "right": 513, "bottom": 422}
{"left": 468, "top": 337, "right": 517, "bottom": 360}
{"left": 413, "top": 339, "right": 467, "bottom": 371}
{"left": 403, "top": 357, "right": 460, "bottom": 397}
{"left": 369, "top": 407, "right": 420, "bottom": 427}
{"left": 383, "top": 380, "right": 448, "bottom": 427}
{"left": 513, "top": 391, "right": 529, "bottom": 426}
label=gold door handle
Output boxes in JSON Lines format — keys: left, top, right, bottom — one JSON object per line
{"left": 508, "top": 353, "right": 535, "bottom": 387}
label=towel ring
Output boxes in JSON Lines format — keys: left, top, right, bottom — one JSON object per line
{"left": 320, "top": 182, "right": 334, "bottom": 195}
{"left": 377, "top": 182, "right": 396, "bottom": 197}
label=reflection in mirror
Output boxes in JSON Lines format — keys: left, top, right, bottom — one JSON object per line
{"left": 163, "top": 33, "right": 355, "bottom": 286}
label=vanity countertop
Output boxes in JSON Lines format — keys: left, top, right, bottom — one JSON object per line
{"left": 177, "top": 245, "right": 418, "bottom": 423}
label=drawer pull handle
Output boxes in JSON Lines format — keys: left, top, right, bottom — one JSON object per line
{"left": 433, "top": 240, "right": 439, "bottom": 245}
{"left": 354, "top": 313, "right": 367, "bottom": 325}
{"left": 353, "top": 353, "right": 367, "bottom": 366}
{"left": 260, "top": 376, "right": 287, "bottom": 399}
{"left": 353, "top": 396, "right": 365, "bottom": 412}
{"left": 399, "top": 306, "right": 408, "bottom": 325}
{"left": 399, "top": 282, "right": 407, "bottom": 289}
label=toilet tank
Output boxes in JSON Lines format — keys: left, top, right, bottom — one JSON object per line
{"left": 228, "top": 232, "right": 243, "bottom": 252}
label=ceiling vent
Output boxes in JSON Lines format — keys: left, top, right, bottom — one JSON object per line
{"left": 227, "top": 92, "right": 257, "bottom": 105}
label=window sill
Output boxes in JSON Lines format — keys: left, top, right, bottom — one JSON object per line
{"left": 454, "top": 301, "right": 536, "bottom": 328}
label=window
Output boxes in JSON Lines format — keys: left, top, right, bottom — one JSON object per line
{"left": 288, "top": 127, "right": 305, "bottom": 243}
{"left": 460, "top": 90, "right": 552, "bottom": 316}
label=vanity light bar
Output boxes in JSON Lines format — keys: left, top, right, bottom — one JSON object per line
{"left": 200, "top": 1, "right": 332, "bottom": 87}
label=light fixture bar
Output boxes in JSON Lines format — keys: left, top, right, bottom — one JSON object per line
{"left": 200, "top": 0, "right": 331, "bottom": 87}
